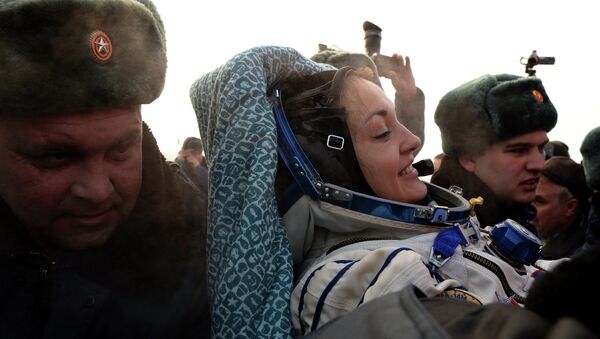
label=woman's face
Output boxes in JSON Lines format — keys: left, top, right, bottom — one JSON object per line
{"left": 341, "top": 75, "right": 427, "bottom": 203}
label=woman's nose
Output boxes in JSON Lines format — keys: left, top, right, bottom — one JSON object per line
{"left": 399, "top": 126, "right": 421, "bottom": 154}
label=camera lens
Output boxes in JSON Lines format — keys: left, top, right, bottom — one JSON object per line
{"left": 528, "top": 56, "right": 538, "bottom": 65}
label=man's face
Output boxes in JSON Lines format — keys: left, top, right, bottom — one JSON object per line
{"left": 0, "top": 108, "right": 143, "bottom": 250}
{"left": 531, "top": 175, "right": 576, "bottom": 239}
{"left": 460, "top": 130, "right": 548, "bottom": 205}
{"left": 188, "top": 149, "right": 204, "bottom": 167}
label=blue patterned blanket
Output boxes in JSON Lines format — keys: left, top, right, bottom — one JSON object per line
{"left": 189, "top": 46, "right": 332, "bottom": 338}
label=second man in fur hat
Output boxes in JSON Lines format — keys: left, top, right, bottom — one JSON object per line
{"left": 431, "top": 74, "right": 557, "bottom": 232}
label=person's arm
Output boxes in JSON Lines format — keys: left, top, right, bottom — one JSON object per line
{"left": 375, "top": 54, "right": 425, "bottom": 155}
{"left": 395, "top": 88, "right": 425, "bottom": 155}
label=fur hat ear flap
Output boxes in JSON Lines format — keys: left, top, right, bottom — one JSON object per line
{"left": 581, "top": 126, "right": 600, "bottom": 190}
{"left": 0, "top": 0, "right": 167, "bottom": 116}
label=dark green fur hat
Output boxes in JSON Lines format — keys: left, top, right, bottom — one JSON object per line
{"left": 0, "top": 0, "right": 167, "bottom": 115}
{"left": 435, "top": 74, "right": 558, "bottom": 156}
{"left": 581, "top": 126, "right": 600, "bottom": 190}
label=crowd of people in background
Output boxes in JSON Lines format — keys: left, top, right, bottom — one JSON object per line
{"left": 1, "top": 1, "right": 599, "bottom": 338}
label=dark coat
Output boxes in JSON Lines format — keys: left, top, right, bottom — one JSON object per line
{"left": 575, "top": 196, "right": 600, "bottom": 257}
{"left": 431, "top": 156, "right": 537, "bottom": 232}
{"left": 540, "top": 211, "right": 588, "bottom": 259}
{"left": 0, "top": 124, "right": 209, "bottom": 339}
{"left": 173, "top": 157, "right": 209, "bottom": 197}
{"left": 305, "top": 285, "right": 598, "bottom": 339}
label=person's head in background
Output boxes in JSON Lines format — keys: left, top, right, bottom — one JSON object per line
{"left": 544, "top": 140, "right": 570, "bottom": 159}
{"left": 0, "top": 0, "right": 166, "bottom": 251}
{"left": 310, "top": 46, "right": 381, "bottom": 87}
{"left": 434, "top": 74, "right": 557, "bottom": 206}
{"left": 581, "top": 126, "right": 600, "bottom": 195}
{"left": 179, "top": 137, "right": 205, "bottom": 168}
{"left": 274, "top": 67, "right": 425, "bottom": 204}
{"left": 531, "top": 156, "right": 591, "bottom": 239}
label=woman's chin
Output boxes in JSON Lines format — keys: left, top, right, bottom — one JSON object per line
{"left": 378, "top": 179, "right": 428, "bottom": 204}
{"left": 409, "top": 183, "right": 429, "bottom": 203}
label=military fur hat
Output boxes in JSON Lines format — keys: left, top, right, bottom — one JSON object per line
{"left": 311, "top": 47, "right": 381, "bottom": 87}
{"left": 435, "top": 74, "right": 558, "bottom": 156}
{"left": 581, "top": 126, "right": 600, "bottom": 190}
{"left": 0, "top": 0, "right": 167, "bottom": 115}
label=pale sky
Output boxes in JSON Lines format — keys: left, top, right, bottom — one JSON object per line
{"left": 143, "top": 0, "right": 599, "bottom": 163}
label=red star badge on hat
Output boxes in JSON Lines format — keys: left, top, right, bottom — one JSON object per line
{"left": 89, "top": 31, "right": 113, "bottom": 63}
{"left": 532, "top": 90, "right": 544, "bottom": 103}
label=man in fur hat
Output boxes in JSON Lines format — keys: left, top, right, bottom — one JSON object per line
{"left": 431, "top": 74, "right": 558, "bottom": 232}
{"left": 0, "top": 0, "right": 209, "bottom": 337}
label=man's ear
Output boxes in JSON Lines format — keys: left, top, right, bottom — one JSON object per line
{"left": 565, "top": 198, "right": 579, "bottom": 217}
{"left": 458, "top": 154, "right": 477, "bottom": 173}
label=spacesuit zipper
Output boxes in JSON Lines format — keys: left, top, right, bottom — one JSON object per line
{"left": 462, "top": 250, "right": 526, "bottom": 304}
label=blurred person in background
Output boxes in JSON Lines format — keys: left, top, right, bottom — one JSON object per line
{"left": 531, "top": 157, "right": 591, "bottom": 259}
{"left": 175, "top": 136, "right": 208, "bottom": 194}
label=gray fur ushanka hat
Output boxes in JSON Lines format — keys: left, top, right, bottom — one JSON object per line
{"left": 0, "top": 0, "right": 166, "bottom": 115}
{"left": 311, "top": 49, "right": 382, "bottom": 87}
{"left": 581, "top": 126, "right": 600, "bottom": 190}
{"left": 435, "top": 74, "right": 558, "bottom": 156}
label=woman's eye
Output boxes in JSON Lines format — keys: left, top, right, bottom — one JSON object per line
{"left": 374, "top": 131, "right": 391, "bottom": 140}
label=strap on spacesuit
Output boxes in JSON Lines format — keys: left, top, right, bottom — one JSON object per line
{"left": 430, "top": 220, "right": 481, "bottom": 267}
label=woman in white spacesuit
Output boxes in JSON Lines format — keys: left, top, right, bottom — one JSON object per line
{"left": 190, "top": 46, "right": 543, "bottom": 338}
{"left": 272, "top": 66, "right": 542, "bottom": 335}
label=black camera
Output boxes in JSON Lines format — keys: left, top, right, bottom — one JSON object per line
{"left": 363, "top": 21, "right": 382, "bottom": 57}
{"left": 521, "top": 50, "right": 555, "bottom": 76}
{"left": 527, "top": 51, "right": 555, "bottom": 66}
